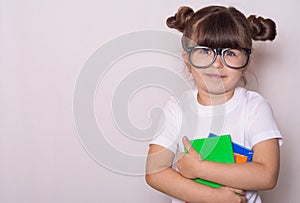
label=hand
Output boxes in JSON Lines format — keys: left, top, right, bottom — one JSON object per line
{"left": 216, "top": 186, "right": 247, "bottom": 203}
{"left": 176, "top": 136, "right": 202, "bottom": 179}
{"left": 186, "top": 186, "right": 247, "bottom": 203}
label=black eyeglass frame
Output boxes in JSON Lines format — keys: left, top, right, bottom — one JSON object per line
{"left": 185, "top": 46, "right": 252, "bottom": 69}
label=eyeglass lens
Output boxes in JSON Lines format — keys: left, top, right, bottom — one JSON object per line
{"left": 189, "top": 47, "right": 249, "bottom": 68}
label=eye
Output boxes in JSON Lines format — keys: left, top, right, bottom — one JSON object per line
{"left": 224, "top": 50, "right": 237, "bottom": 57}
{"left": 197, "top": 48, "right": 212, "bottom": 55}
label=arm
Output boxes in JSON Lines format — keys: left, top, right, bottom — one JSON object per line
{"left": 145, "top": 144, "right": 247, "bottom": 203}
{"left": 177, "top": 137, "right": 280, "bottom": 190}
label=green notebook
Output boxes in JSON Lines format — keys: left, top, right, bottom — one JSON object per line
{"left": 184, "top": 135, "right": 235, "bottom": 188}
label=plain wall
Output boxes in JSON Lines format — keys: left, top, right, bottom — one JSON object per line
{"left": 1, "top": 0, "right": 299, "bottom": 202}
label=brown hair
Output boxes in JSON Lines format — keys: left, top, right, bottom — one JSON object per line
{"left": 166, "top": 6, "right": 277, "bottom": 50}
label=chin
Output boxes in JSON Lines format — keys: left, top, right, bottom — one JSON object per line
{"left": 204, "top": 84, "right": 227, "bottom": 95}
{"left": 207, "top": 89, "right": 227, "bottom": 95}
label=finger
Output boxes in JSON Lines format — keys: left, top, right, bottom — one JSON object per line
{"left": 222, "top": 186, "right": 245, "bottom": 196}
{"left": 240, "top": 196, "right": 247, "bottom": 203}
{"left": 233, "top": 189, "right": 245, "bottom": 196}
{"left": 182, "top": 136, "right": 193, "bottom": 153}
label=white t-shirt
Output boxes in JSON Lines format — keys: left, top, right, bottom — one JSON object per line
{"left": 150, "top": 87, "right": 283, "bottom": 203}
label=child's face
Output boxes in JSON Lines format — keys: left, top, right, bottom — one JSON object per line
{"left": 183, "top": 51, "right": 244, "bottom": 96}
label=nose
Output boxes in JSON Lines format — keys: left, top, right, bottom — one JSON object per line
{"left": 212, "top": 55, "right": 224, "bottom": 69}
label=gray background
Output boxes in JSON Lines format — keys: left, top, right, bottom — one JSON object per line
{"left": 1, "top": 0, "right": 298, "bottom": 202}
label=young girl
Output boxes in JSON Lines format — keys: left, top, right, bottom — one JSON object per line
{"left": 146, "top": 5, "right": 282, "bottom": 203}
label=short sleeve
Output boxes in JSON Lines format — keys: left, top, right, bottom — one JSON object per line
{"left": 246, "top": 99, "right": 283, "bottom": 148}
{"left": 149, "top": 96, "right": 182, "bottom": 154}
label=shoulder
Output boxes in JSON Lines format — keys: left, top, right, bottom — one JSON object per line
{"left": 235, "top": 87, "right": 275, "bottom": 120}
{"left": 237, "top": 87, "right": 276, "bottom": 124}
{"left": 237, "top": 87, "right": 270, "bottom": 108}
{"left": 237, "top": 88, "right": 283, "bottom": 147}
{"left": 237, "top": 87, "right": 266, "bottom": 103}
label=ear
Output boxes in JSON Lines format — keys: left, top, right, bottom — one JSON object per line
{"left": 182, "top": 51, "right": 192, "bottom": 72}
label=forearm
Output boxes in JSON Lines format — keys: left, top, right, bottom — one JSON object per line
{"left": 194, "top": 140, "right": 280, "bottom": 190}
{"left": 178, "top": 139, "right": 280, "bottom": 190}
{"left": 146, "top": 167, "right": 218, "bottom": 203}
{"left": 146, "top": 144, "right": 246, "bottom": 203}
{"left": 196, "top": 161, "right": 278, "bottom": 190}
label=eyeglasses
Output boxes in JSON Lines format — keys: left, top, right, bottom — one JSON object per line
{"left": 186, "top": 46, "right": 251, "bottom": 69}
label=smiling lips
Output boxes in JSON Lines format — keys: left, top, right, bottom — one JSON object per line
{"left": 205, "top": 73, "right": 226, "bottom": 79}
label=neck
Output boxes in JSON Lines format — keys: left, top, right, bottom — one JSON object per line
{"left": 197, "top": 89, "right": 235, "bottom": 106}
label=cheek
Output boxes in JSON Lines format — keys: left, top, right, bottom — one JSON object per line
{"left": 234, "top": 71, "right": 243, "bottom": 81}
{"left": 227, "top": 69, "right": 243, "bottom": 78}
{"left": 191, "top": 69, "right": 205, "bottom": 81}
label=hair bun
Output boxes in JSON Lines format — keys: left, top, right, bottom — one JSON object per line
{"left": 166, "top": 6, "right": 194, "bottom": 33}
{"left": 247, "top": 15, "right": 277, "bottom": 41}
